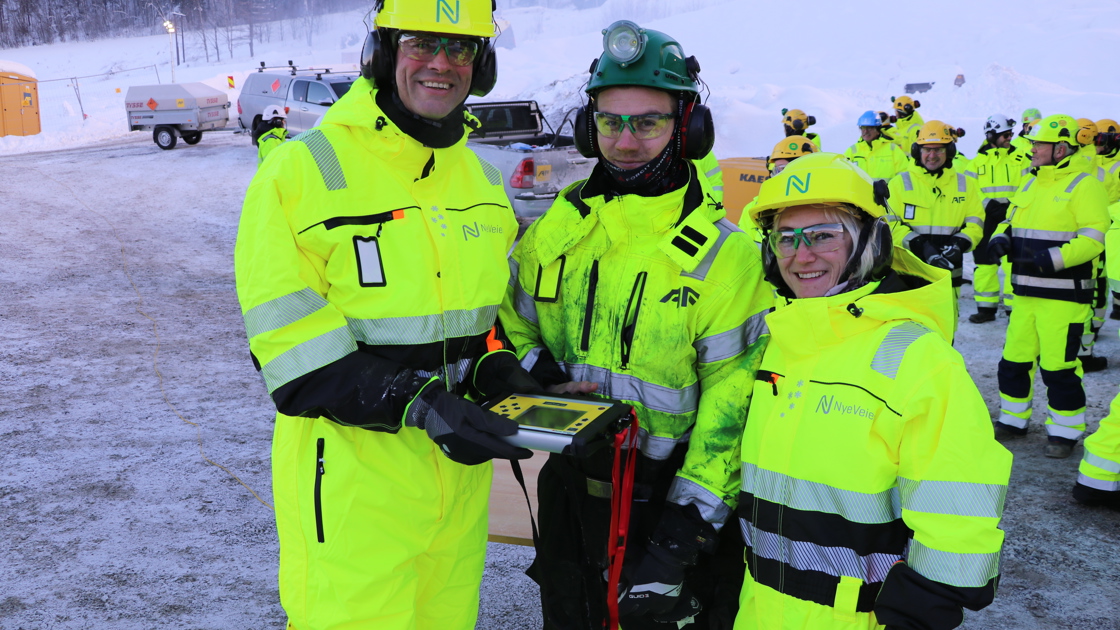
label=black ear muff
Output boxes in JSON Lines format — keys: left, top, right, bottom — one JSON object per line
{"left": 806, "top": 115, "right": 816, "bottom": 126}
{"left": 469, "top": 39, "right": 497, "bottom": 96}
{"left": 573, "top": 105, "right": 599, "bottom": 158}
{"left": 911, "top": 142, "right": 921, "bottom": 162}
{"left": 361, "top": 28, "right": 397, "bottom": 86}
{"left": 840, "top": 217, "right": 893, "bottom": 285}
{"left": 791, "top": 119, "right": 805, "bottom": 131}
{"left": 682, "top": 102, "right": 714, "bottom": 160}
{"left": 945, "top": 142, "right": 957, "bottom": 163}
{"left": 913, "top": 100, "right": 921, "bottom": 108}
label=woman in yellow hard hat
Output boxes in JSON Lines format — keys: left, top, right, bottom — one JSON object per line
{"left": 734, "top": 152, "right": 1011, "bottom": 630}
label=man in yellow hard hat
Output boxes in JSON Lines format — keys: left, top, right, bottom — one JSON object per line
{"left": 888, "top": 95, "right": 924, "bottom": 155}
{"left": 989, "top": 114, "right": 1110, "bottom": 459}
{"left": 234, "top": 1, "right": 538, "bottom": 628}
{"left": 782, "top": 108, "right": 821, "bottom": 149}
{"left": 887, "top": 120, "right": 984, "bottom": 328}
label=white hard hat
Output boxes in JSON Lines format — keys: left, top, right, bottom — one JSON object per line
{"left": 264, "top": 105, "right": 287, "bottom": 120}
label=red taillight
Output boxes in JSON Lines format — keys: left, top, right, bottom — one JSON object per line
{"left": 237, "top": 99, "right": 242, "bottom": 115}
{"left": 510, "top": 158, "right": 535, "bottom": 189}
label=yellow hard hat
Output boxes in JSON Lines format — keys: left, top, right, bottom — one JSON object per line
{"left": 914, "top": 120, "right": 956, "bottom": 145}
{"left": 1026, "top": 114, "right": 1078, "bottom": 144}
{"left": 891, "top": 95, "right": 920, "bottom": 115}
{"left": 748, "top": 152, "right": 884, "bottom": 229}
{"left": 782, "top": 108, "right": 816, "bottom": 132}
{"left": 770, "top": 136, "right": 818, "bottom": 161}
{"left": 1096, "top": 118, "right": 1119, "bottom": 134}
{"left": 375, "top": 0, "right": 495, "bottom": 37}
{"left": 1076, "top": 118, "right": 1099, "bottom": 146}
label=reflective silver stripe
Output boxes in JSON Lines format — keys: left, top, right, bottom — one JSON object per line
{"left": 1064, "top": 172, "right": 1089, "bottom": 193}
{"left": 1047, "top": 408, "right": 1085, "bottom": 428}
{"left": 1084, "top": 448, "right": 1120, "bottom": 474}
{"left": 507, "top": 257, "right": 520, "bottom": 287}
{"left": 957, "top": 173, "right": 968, "bottom": 193}
{"left": 964, "top": 170, "right": 979, "bottom": 179}
{"left": 296, "top": 129, "right": 346, "bottom": 191}
{"left": 997, "top": 412, "right": 1028, "bottom": 429}
{"left": 1076, "top": 473, "right": 1120, "bottom": 492}
{"left": 561, "top": 362, "right": 699, "bottom": 415}
{"left": 980, "top": 185, "right": 1017, "bottom": 194}
{"left": 694, "top": 310, "right": 768, "bottom": 364}
{"left": 908, "top": 225, "right": 958, "bottom": 236}
{"left": 965, "top": 216, "right": 983, "bottom": 227}
{"left": 871, "top": 321, "right": 931, "bottom": 379}
{"left": 1022, "top": 176, "right": 1035, "bottom": 190}
{"left": 636, "top": 428, "right": 689, "bottom": 460}
{"left": 513, "top": 283, "right": 538, "bottom": 324}
{"left": 1011, "top": 227, "right": 1077, "bottom": 241}
{"left": 741, "top": 463, "right": 899, "bottom": 524}
{"left": 243, "top": 287, "right": 329, "bottom": 338}
{"left": 999, "top": 397, "right": 1030, "bottom": 414}
{"left": 898, "top": 477, "right": 1005, "bottom": 518}
{"left": 712, "top": 185, "right": 723, "bottom": 192}
{"left": 347, "top": 305, "right": 498, "bottom": 346}
{"left": 261, "top": 326, "right": 357, "bottom": 393}
{"left": 1048, "top": 248, "right": 1064, "bottom": 272}
{"left": 907, "top": 540, "right": 1000, "bottom": 588}
{"left": 1077, "top": 227, "right": 1105, "bottom": 243}
{"left": 740, "top": 520, "right": 900, "bottom": 584}
{"left": 416, "top": 356, "right": 473, "bottom": 386}
{"left": 1011, "top": 275, "right": 1095, "bottom": 291}
{"left": 1047, "top": 423, "right": 1083, "bottom": 440}
{"left": 681, "top": 218, "right": 741, "bottom": 281}
{"left": 667, "top": 477, "right": 732, "bottom": 527}
{"left": 1096, "top": 167, "right": 1106, "bottom": 183}
{"left": 975, "top": 291, "right": 999, "bottom": 298}
{"left": 883, "top": 214, "right": 902, "bottom": 222}
{"left": 901, "top": 171, "right": 913, "bottom": 191}
{"left": 1111, "top": 162, "right": 1120, "bottom": 175}
{"left": 706, "top": 165, "right": 722, "bottom": 179}
{"left": 520, "top": 345, "right": 543, "bottom": 373}
{"left": 476, "top": 155, "right": 503, "bottom": 187}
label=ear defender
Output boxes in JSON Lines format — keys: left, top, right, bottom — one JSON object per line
{"left": 360, "top": 29, "right": 397, "bottom": 84}
{"left": 681, "top": 101, "right": 715, "bottom": 160}
{"left": 573, "top": 104, "right": 599, "bottom": 158}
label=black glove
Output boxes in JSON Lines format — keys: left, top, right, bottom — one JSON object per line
{"left": 618, "top": 506, "right": 717, "bottom": 619}
{"left": 939, "top": 236, "right": 969, "bottom": 269}
{"left": 404, "top": 379, "right": 532, "bottom": 465}
{"left": 1033, "top": 247, "right": 1057, "bottom": 274}
{"left": 987, "top": 232, "right": 1011, "bottom": 260}
{"left": 470, "top": 349, "right": 543, "bottom": 400}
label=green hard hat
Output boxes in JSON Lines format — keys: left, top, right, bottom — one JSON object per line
{"left": 586, "top": 21, "right": 698, "bottom": 95}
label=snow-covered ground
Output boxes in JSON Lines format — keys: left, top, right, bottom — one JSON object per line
{"left": 2, "top": 1, "right": 1119, "bottom": 629}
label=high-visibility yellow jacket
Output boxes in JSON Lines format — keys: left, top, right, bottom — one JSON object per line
{"left": 736, "top": 249, "right": 1011, "bottom": 630}
{"left": 1011, "top": 132, "right": 1032, "bottom": 153}
{"left": 890, "top": 111, "right": 925, "bottom": 155}
{"left": 236, "top": 76, "right": 516, "bottom": 425}
{"left": 500, "top": 167, "right": 773, "bottom": 526}
{"left": 695, "top": 150, "right": 723, "bottom": 206}
{"left": 1078, "top": 146, "right": 1120, "bottom": 203}
{"left": 843, "top": 135, "right": 908, "bottom": 181}
{"left": 968, "top": 142, "right": 1031, "bottom": 207}
{"left": 1000, "top": 157, "right": 1110, "bottom": 304}
{"left": 886, "top": 165, "right": 985, "bottom": 285}
{"left": 257, "top": 126, "right": 288, "bottom": 165}
{"left": 1109, "top": 200, "right": 1120, "bottom": 294}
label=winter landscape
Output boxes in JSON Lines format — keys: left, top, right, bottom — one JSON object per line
{"left": 1, "top": 0, "right": 1119, "bottom": 628}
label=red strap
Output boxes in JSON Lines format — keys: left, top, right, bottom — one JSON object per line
{"left": 605, "top": 410, "right": 640, "bottom": 630}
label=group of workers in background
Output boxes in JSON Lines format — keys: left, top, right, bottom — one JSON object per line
{"left": 233, "top": 1, "right": 1119, "bottom": 629}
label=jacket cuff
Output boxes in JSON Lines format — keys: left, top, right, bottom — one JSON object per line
{"left": 874, "top": 561, "right": 998, "bottom": 630}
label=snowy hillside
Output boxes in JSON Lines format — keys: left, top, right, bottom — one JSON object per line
{"left": 2, "top": 0, "right": 1118, "bottom": 157}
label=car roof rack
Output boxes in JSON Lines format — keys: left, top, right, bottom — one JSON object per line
{"left": 254, "top": 61, "right": 357, "bottom": 79}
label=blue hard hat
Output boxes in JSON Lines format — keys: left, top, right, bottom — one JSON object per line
{"left": 857, "top": 110, "right": 880, "bottom": 127}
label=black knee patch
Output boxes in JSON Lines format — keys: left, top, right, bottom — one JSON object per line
{"left": 1038, "top": 367, "right": 1086, "bottom": 411}
{"left": 1065, "top": 323, "right": 1084, "bottom": 363}
{"left": 998, "top": 358, "right": 1034, "bottom": 399}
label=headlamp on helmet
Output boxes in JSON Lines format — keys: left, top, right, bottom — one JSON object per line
{"left": 602, "top": 20, "right": 645, "bottom": 66}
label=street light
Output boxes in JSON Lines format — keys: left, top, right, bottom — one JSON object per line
{"left": 163, "top": 19, "right": 175, "bottom": 83}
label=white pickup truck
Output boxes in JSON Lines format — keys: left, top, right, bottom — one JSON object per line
{"left": 465, "top": 100, "right": 595, "bottom": 226}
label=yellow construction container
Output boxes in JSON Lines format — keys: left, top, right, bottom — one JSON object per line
{"left": 0, "top": 61, "right": 40, "bottom": 137}
{"left": 717, "top": 156, "right": 769, "bottom": 225}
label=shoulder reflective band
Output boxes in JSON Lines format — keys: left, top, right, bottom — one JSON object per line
{"left": 534, "top": 255, "right": 565, "bottom": 302}
{"left": 354, "top": 236, "right": 386, "bottom": 287}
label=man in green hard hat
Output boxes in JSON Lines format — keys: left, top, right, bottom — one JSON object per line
{"left": 499, "top": 19, "right": 772, "bottom": 630}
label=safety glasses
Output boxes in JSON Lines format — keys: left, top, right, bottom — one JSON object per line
{"left": 768, "top": 223, "right": 847, "bottom": 258}
{"left": 398, "top": 33, "right": 480, "bottom": 67}
{"left": 593, "top": 112, "right": 675, "bottom": 139}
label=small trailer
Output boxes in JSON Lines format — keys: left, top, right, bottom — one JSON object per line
{"left": 125, "top": 82, "right": 230, "bottom": 150}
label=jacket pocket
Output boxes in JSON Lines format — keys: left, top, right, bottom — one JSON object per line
{"left": 580, "top": 260, "right": 600, "bottom": 353}
{"left": 314, "top": 437, "right": 326, "bottom": 543}
{"left": 619, "top": 272, "right": 648, "bottom": 369}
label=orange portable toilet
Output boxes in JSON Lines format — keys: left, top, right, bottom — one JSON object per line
{"left": 0, "top": 60, "right": 41, "bottom": 137}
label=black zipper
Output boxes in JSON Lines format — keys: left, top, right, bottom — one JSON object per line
{"left": 756, "top": 370, "right": 783, "bottom": 396}
{"left": 619, "top": 272, "right": 648, "bottom": 369}
{"left": 580, "top": 260, "right": 599, "bottom": 352}
{"left": 314, "top": 438, "right": 325, "bottom": 544}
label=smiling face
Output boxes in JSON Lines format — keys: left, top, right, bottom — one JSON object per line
{"left": 774, "top": 205, "right": 855, "bottom": 299}
{"left": 394, "top": 32, "right": 474, "bottom": 120}
{"left": 859, "top": 126, "right": 881, "bottom": 143}
{"left": 919, "top": 144, "right": 948, "bottom": 171}
{"left": 594, "top": 86, "right": 676, "bottom": 170}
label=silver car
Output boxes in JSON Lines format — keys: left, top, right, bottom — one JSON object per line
{"left": 235, "top": 64, "right": 357, "bottom": 140}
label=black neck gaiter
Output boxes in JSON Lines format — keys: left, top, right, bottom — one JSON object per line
{"left": 376, "top": 88, "right": 465, "bottom": 149}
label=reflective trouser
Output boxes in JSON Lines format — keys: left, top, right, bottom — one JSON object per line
{"left": 1079, "top": 388, "right": 1120, "bottom": 494}
{"left": 997, "top": 296, "right": 1090, "bottom": 440}
{"left": 734, "top": 573, "right": 885, "bottom": 630}
{"left": 273, "top": 414, "right": 492, "bottom": 630}
{"left": 973, "top": 260, "right": 1014, "bottom": 310}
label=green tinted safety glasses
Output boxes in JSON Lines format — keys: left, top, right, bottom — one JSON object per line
{"left": 593, "top": 112, "right": 675, "bottom": 139}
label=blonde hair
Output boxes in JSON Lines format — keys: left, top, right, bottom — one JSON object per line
{"left": 771, "top": 202, "right": 888, "bottom": 285}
